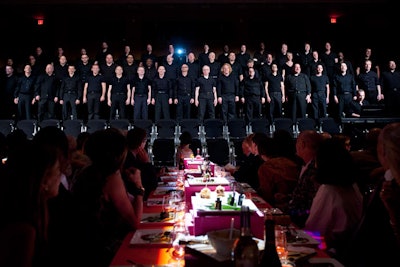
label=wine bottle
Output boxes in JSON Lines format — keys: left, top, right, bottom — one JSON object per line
{"left": 233, "top": 205, "right": 259, "bottom": 267}
{"left": 260, "top": 218, "right": 282, "bottom": 267}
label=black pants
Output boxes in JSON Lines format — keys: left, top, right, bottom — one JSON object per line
{"left": 312, "top": 91, "right": 327, "bottom": 120}
{"left": 245, "top": 95, "right": 261, "bottom": 123}
{"left": 288, "top": 92, "right": 307, "bottom": 122}
{"left": 87, "top": 92, "right": 101, "bottom": 120}
{"left": 155, "top": 93, "right": 170, "bottom": 121}
{"left": 338, "top": 93, "right": 353, "bottom": 119}
{"left": 268, "top": 92, "right": 283, "bottom": 123}
{"left": 198, "top": 97, "right": 215, "bottom": 121}
{"left": 18, "top": 94, "right": 32, "bottom": 120}
{"left": 110, "top": 94, "right": 127, "bottom": 120}
{"left": 38, "top": 98, "right": 56, "bottom": 121}
{"left": 176, "top": 95, "right": 191, "bottom": 121}
{"left": 62, "top": 93, "right": 78, "bottom": 120}
{"left": 133, "top": 95, "right": 148, "bottom": 120}
{"left": 221, "top": 95, "right": 236, "bottom": 123}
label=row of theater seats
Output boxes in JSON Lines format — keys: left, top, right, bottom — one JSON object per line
{"left": 4, "top": 117, "right": 397, "bottom": 168}
{"left": 0, "top": 117, "right": 342, "bottom": 168}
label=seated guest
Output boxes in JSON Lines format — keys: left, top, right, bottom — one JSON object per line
{"left": 227, "top": 133, "right": 263, "bottom": 190}
{"left": 71, "top": 128, "right": 143, "bottom": 267}
{"left": 256, "top": 134, "right": 299, "bottom": 211}
{"left": 350, "top": 127, "right": 382, "bottom": 197}
{"left": 124, "top": 127, "right": 159, "bottom": 200}
{"left": 176, "top": 131, "right": 194, "bottom": 169}
{"left": 344, "top": 122, "right": 400, "bottom": 267}
{"left": 288, "top": 130, "right": 323, "bottom": 228}
{"left": 0, "top": 142, "right": 62, "bottom": 267}
{"left": 304, "top": 138, "right": 363, "bottom": 262}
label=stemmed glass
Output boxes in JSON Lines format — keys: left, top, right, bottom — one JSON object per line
{"left": 170, "top": 222, "right": 189, "bottom": 263}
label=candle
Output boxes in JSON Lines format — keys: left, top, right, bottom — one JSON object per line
{"left": 229, "top": 217, "right": 235, "bottom": 239}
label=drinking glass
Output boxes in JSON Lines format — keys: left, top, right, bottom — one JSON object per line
{"left": 171, "top": 222, "right": 189, "bottom": 260}
{"left": 275, "top": 225, "right": 288, "bottom": 261}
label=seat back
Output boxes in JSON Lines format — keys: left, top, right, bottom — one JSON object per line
{"left": 227, "top": 118, "right": 247, "bottom": 140}
{"left": 38, "top": 119, "right": 61, "bottom": 130}
{"left": 109, "top": 119, "right": 131, "bottom": 132}
{"left": 62, "top": 120, "right": 84, "bottom": 138}
{"left": 297, "top": 118, "right": 317, "bottom": 133}
{"left": 155, "top": 119, "right": 177, "bottom": 139}
{"left": 205, "top": 138, "right": 230, "bottom": 166}
{"left": 0, "top": 120, "right": 15, "bottom": 136}
{"left": 150, "top": 138, "right": 176, "bottom": 167}
{"left": 272, "top": 118, "right": 295, "bottom": 138}
{"left": 319, "top": 117, "right": 342, "bottom": 135}
{"left": 15, "top": 120, "right": 38, "bottom": 139}
{"left": 86, "top": 119, "right": 108, "bottom": 134}
{"left": 132, "top": 119, "right": 154, "bottom": 139}
{"left": 178, "top": 119, "right": 201, "bottom": 139}
{"left": 249, "top": 118, "right": 270, "bottom": 135}
{"left": 204, "top": 118, "right": 224, "bottom": 139}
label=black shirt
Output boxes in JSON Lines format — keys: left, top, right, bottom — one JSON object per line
{"left": 60, "top": 74, "right": 83, "bottom": 99}
{"left": 217, "top": 73, "right": 239, "bottom": 97}
{"left": 85, "top": 74, "right": 105, "bottom": 93}
{"left": 110, "top": 75, "right": 129, "bottom": 95}
{"left": 15, "top": 74, "right": 36, "bottom": 97}
{"left": 34, "top": 73, "right": 59, "bottom": 98}
{"left": 132, "top": 76, "right": 151, "bottom": 96}
{"left": 175, "top": 74, "right": 195, "bottom": 98}
{"left": 197, "top": 76, "right": 216, "bottom": 99}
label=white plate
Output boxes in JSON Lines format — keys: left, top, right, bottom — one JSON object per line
{"left": 141, "top": 212, "right": 175, "bottom": 224}
{"left": 287, "top": 229, "right": 320, "bottom": 246}
{"left": 187, "top": 235, "right": 264, "bottom": 262}
{"left": 152, "top": 186, "right": 177, "bottom": 195}
{"left": 187, "top": 177, "right": 230, "bottom": 186}
{"left": 130, "top": 227, "right": 173, "bottom": 246}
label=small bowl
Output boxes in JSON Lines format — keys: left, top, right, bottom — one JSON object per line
{"left": 207, "top": 228, "right": 240, "bottom": 258}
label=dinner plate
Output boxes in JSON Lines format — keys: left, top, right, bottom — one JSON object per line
{"left": 187, "top": 177, "right": 230, "bottom": 186}
{"left": 130, "top": 227, "right": 173, "bottom": 247}
{"left": 141, "top": 212, "right": 175, "bottom": 225}
{"left": 186, "top": 235, "right": 264, "bottom": 262}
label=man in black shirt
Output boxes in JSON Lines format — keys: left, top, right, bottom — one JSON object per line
{"left": 217, "top": 63, "right": 239, "bottom": 123}
{"left": 59, "top": 65, "right": 82, "bottom": 120}
{"left": 285, "top": 63, "right": 312, "bottom": 123}
{"left": 195, "top": 65, "right": 217, "bottom": 121}
{"left": 131, "top": 66, "right": 152, "bottom": 120}
{"left": 240, "top": 67, "right": 265, "bottom": 123}
{"left": 174, "top": 64, "right": 195, "bottom": 121}
{"left": 14, "top": 64, "right": 37, "bottom": 120}
{"left": 82, "top": 64, "right": 106, "bottom": 120}
{"left": 151, "top": 65, "right": 173, "bottom": 121}
{"left": 34, "top": 64, "right": 60, "bottom": 121}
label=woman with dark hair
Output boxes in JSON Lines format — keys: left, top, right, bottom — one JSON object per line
{"left": 0, "top": 142, "right": 62, "bottom": 267}
{"left": 176, "top": 131, "right": 194, "bottom": 169}
{"left": 71, "top": 128, "right": 143, "bottom": 267}
{"left": 304, "top": 138, "right": 363, "bottom": 261}
{"left": 124, "top": 127, "right": 159, "bottom": 200}
{"left": 256, "top": 133, "right": 299, "bottom": 211}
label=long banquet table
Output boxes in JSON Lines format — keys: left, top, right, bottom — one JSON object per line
{"left": 109, "top": 165, "right": 338, "bottom": 267}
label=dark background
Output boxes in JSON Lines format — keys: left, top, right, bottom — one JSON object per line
{"left": 0, "top": 0, "right": 398, "bottom": 67}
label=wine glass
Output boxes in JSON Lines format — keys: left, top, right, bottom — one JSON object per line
{"left": 170, "top": 222, "right": 189, "bottom": 261}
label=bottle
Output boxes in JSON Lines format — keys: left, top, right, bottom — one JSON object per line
{"left": 260, "top": 218, "right": 282, "bottom": 267}
{"left": 233, "top": 205, "right": 259, "bottom": 267}
{"left": 215, "top": 197, "right": 222, "bottom": 210}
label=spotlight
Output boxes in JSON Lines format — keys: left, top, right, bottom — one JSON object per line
{"left": 176, "top": 48, "right": 186, "bottom": 55}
